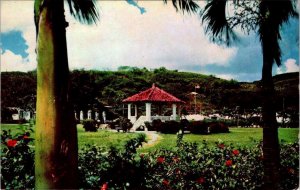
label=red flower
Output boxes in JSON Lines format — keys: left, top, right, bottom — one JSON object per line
{"left": 162, "top": 179, "right": 169, "bottom": 186}
{"left": 23, "top": 135, "right": 30, "bottom": 139}
{"left": 218, "top": 143, "right": 225, "bottom": 149}
{"left": 196, "top": 177, "right": 205, "bottom": 184}
{"left": 157, "top": 156, "right": 165, "bottom": 164}
{"left": 173, "top": 156, "right": 180, "bottom": 162}
{"left": 288, "top": 168, "right": 295, "bottom": 174}
{"left": 225, "top": 160, "right": 232, "bottom": 167}
{"left": 140, "top": 154, "right": 145, "bottom": 158}
{"left": 100, "top": 182, "right": 108, "bottom": 190}
{"left": 232, "top": 149, "right": 239, "bottom": 156}
{"left": 175, "top": 168, "right": 181, "bottom": 174}
{"left": 7, "top": 139, "right": 17, "bottom": 147}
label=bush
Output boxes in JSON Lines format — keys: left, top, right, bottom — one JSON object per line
{"left": 117, "top": 117, "right": 132, "bottom": 132}
{"left": 207, "top": 121, "right": 229, "bottom": 133}
{"left": 82, "top": 119, "right": 97, "bottom": 132}
{"left": 78, "top": 133, "right": 147, "bottom": 189}
{"left": 147, "top": 119, "right": 162, "bottom": 131}
{"left": 149, "top": 120, "right": 187, "bottom": 134}
{"left": 1, "top": 129, "right": 35, "bottom": 189}
{"left": 189, "top": 121, "right": 209, "bottom": 134}
{"left": 1, "top": 131, "right": 298, "bottom": 190}
{"left": 159, "top": 121, "right": 181, "bottom": 134}
{"left": 188, "top": 120, "right": 229, "bottom": 134}
{"left": 142, "top": 139, "right": 264, "bottom": 190}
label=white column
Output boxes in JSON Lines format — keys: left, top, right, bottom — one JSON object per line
{"left": 172, "top": 104, "right": 177, "bottom": 120}
{"left": 146, "top": 103, "right": 152, "bottom": 122}
{"left": 74, "top": 111, "right": 78, "bottom": 120}
{"left": 95, "top": 112, "right": 99, "bottom": 121}
{"left": 87, "top": 110, "right": 92, "bottom": 120}
{"left": 134, "top": 104, "right": 138, "bottom": 117}
{"left": 80, "top": 110, "right": 84, "bottom": 120}
{"left": 127, "top": 104, "right": 132, "bottom": 120}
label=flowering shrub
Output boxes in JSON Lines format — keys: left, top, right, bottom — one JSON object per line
{"left": 1, "top": 131, "right": 298, "bottom": 190}
{"left": 1, "top": 129, "right": 35, "bottom": 189}
{"left": 78, "top": 133, "right": 147, "bottom": 189}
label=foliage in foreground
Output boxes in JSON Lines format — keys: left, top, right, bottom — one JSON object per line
{"left": 1, "top": 131, "right": 298, "bottom": 190}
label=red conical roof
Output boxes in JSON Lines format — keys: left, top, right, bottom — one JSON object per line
{"left": 123, "top": 84, "right": 184, "bottom": 103}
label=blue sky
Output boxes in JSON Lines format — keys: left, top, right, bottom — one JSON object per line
{"left": 1, "top": 1, "right": 299, "bottom": 82}
{"left": 1, "top": 30, "right": 29, "bottom": 58}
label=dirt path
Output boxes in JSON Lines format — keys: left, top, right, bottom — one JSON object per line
{"left": 142, "top": 131, "right": 161, "bottom": 148}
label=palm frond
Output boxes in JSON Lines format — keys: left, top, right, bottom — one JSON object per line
{"left": 163, "top": 0, "right": 199, "bottom": 14}
{"left": 67, "top": 0, "right": 99, "bottom": 25}
{"left": 201, "top": 0, "right": 238, "bottom": 46}
{"left": 258, "top": 0, "right": 298, "bottom": 66}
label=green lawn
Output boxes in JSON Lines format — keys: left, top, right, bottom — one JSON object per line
{"left": 1, "top": 124, "right": 140, "bottom": 150}
{"left": 140, "top": 128, "right": 299, "bottom": 152}
{"left": 1, "top": 124, "right": 298, "bottom": 152}
{"left": 77, "top": 124, "right": 140, "bottom": 150}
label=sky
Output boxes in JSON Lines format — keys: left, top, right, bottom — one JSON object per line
{"left": 0, "top": 1, "right": 299, "bottom": 82}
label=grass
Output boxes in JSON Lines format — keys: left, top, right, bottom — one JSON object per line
{"left": 1, "top": 123, "right": 33, "bottom": 136}
{"left": 77, "top": 124, "right": 140, "bottom": 150}
{"left": 140, "top": 128, "right": 299, "bottom": 152}
{"left": 1, "top": 124, "right": 140, "bottom": 150}
{"left": 1, "top": 124, "right": 298, "bottom": 152}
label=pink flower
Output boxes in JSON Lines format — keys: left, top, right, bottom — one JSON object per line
{"left": 7, "top": 139, "right": 17, "bottom": 147}
{"left": 232, "top": 149, "right": 239, "bottom": 156}
{"left": 225, "top": 160, "right": 232, "bottom": 167}
{"left": 157, "top": 156, "right": 165, "bottom": 164}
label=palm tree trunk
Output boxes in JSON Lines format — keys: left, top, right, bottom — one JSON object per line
{"left": 261, "top": 51, "right": 280, "bottom": 190}
{"left": 35, "top": 0, "right": 78, "bottom": 188}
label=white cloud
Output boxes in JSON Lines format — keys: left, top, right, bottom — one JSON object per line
{"left": 1, "top": 1, "right": 37, "bottom": 71}
{"left": 66, "top": 1, "right": 237, "bottom": 70}
{"left": 1, "top": 1, "right": 35, "bottom": 32}
{"left": 285, "top": 59, "right": 299, "bottom": 72}
{"left": 276, "top": 67, "right": 283, "bottom": 74}
{"left": 1, "top": 50, "right": 36, "bottom": 72}
{"left": 0, "top": 1, "right": 238, "bottom": 73}
{"left": 276, "top": 58, "right": 299, "bottom": 74}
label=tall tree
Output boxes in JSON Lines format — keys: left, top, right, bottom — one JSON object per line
{"left": 200, "top": 0, "right": 298, "bottom": 189}
{"left": 34, "top": 0, "right": 98, "bottom": 188}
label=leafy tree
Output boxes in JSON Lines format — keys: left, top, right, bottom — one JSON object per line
{"left": 33, "top": 0, "right": 98, "bottom": 188}
{"left": 200, "top": 0, "right": 298, "bottom": 189}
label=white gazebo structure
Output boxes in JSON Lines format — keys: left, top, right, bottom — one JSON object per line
{"left": 122, "top": 84, "right": 184, "bottom": 130}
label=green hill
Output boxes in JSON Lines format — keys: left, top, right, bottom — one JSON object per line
{"left": 1, "top": 68, "right": 298, "bottom": 117}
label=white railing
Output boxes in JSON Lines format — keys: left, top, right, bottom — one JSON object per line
{"left": 151, "top": 116, "right": 171, "bottom": 122}
{"left": 130, "top": 116, "right": 147, "bottom": 132}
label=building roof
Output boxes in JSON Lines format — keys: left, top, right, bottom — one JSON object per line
{"left": 122, "top": 84, "right": 184, "bottom": 104}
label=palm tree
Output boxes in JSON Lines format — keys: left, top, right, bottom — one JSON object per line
{"left": 33, "top": 0, "right": 197, "bottom": 188}
{"left": 34, "top": 0, "right": 98, "bottom": 188}
{"left": 201, "top": 0, "right": 298, "bottom": 189}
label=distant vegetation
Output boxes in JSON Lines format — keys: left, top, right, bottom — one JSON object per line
{"left": 1, "top": 67, "right": 298, "bottom": 119}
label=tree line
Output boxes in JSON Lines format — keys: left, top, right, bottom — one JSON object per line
{"left": 1, "top": 69, "right": 298, "bottom": 117}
